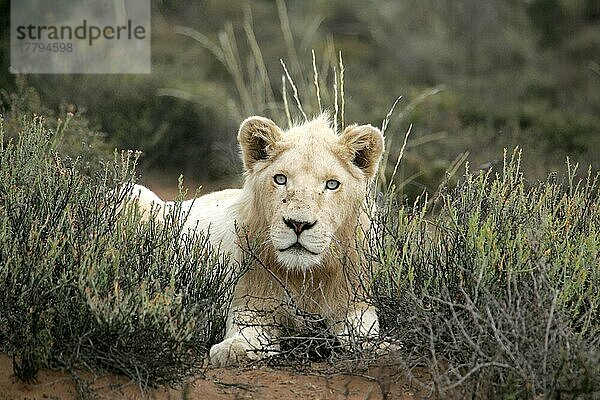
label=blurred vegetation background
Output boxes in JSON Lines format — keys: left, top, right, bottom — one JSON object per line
{"left": 0, "top": 0, "right": 598, "bottom": 200}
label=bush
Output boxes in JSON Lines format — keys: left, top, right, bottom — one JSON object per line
{"left": 373, "top": 150, "right": 600, "bottom": 397}
{"left": 0, "top": 111, "right": 244, "bottom": 386}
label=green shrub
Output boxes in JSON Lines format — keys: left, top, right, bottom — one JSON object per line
{"left": 0, "top": 112, "right": 244, "bottom": 385}
{"left": 373, "top": 149, "right": 599, "bottom": 397}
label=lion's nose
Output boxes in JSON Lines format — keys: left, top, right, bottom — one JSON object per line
{"left": 283, "top": 218, "right": 316, "bottom": 235}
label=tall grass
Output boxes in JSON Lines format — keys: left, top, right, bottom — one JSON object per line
{"left": 174, "top": 7, "right": 447, "bottom": 197}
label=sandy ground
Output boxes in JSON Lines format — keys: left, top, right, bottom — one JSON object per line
{"left": 0, "top": 354, "right": 430, "bottom": 399}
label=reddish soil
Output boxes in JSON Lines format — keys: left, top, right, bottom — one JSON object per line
{"left": 0, "top": 354, "right": 430, "bottom": 399}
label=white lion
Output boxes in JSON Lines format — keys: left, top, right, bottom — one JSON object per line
{"left": 129, "top": 114, "right": 384, "bottom": 367}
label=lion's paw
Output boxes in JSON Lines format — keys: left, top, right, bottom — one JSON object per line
{"left": 373, "top": 338, "right": 403, "bottom": 356}
{"left": 209, "top": 336, "right": 263, "bottom": 367}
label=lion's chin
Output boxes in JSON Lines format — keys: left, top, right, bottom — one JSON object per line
{"left": 276, "top": 247, "right": 322, "bottom": 271}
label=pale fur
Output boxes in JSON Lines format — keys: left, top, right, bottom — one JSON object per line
{"left": 128, "top": 114, "right": 384, "bottom": 367}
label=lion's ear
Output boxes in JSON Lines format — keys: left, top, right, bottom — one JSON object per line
{"left": 338, "top": 124, "right": 384, "bottom": 179}
{"left": 238, "top": 116, "right": 284, "bottom": 172}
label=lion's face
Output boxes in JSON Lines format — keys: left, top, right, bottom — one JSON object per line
{"left": 238, "top": 115, "right": 384, "bottom": 271}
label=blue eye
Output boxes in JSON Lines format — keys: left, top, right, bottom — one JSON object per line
{"left": 274, "top": 174, "right": 287, "bottom": 185}
{"left": 326, "top": 179, "right": 340, "bottom": 190}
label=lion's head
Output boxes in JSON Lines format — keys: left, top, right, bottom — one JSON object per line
{"left": 237, "top": 114, "right": 384, "bottom": 271}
